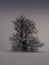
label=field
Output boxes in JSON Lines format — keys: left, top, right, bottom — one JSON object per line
{"left": 0, "top": 50, "right": 49, "bottom": 65}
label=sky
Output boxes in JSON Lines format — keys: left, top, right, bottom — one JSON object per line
{"left": 0, "top": 0, "right": 49, "bottom": 51}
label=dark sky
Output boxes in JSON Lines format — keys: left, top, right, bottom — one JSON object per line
{"left": 0, "top": 0, "right": 49, "bottom": 9}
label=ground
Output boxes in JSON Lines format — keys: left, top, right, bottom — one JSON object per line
{"left": 0, "top": 50, "right": 49, "bottom": 65}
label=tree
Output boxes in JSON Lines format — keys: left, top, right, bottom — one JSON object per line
{"left": 9, "top": 16, "right": 44, "bottom": 52}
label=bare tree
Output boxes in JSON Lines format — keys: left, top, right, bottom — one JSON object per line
{"left": 9, "top": 16, "right": 44, "bottom": 52}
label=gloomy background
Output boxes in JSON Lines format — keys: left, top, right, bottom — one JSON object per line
{"left": 0, "top": 0, "right": 49, "bottom": 51}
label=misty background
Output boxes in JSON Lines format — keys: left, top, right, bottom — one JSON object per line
{"left": 0, "top": 0, "right": 49, "bottom": 51}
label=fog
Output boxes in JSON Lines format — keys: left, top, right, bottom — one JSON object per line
{"left": 0, "top": 0, "right": 49, "bottom": 51}
{"left": 0, "top": 0, "right": 49, "bottom": 65}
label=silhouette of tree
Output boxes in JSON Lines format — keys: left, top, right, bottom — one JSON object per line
{"left": 9, "top": 16, "right": 44, "bottom": 52}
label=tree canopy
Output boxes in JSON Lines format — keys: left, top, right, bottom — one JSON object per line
{"left": 9, "top": 16, "right": 44, "bottom": 52}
